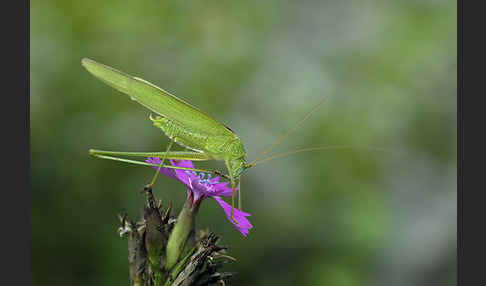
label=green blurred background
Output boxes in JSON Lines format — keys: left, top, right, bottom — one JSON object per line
{"left": 30, "top": 0, "right": 456, "bottom": 285}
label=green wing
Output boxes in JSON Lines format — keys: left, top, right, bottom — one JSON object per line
{"left": 81, "top": 58, "right": 234, "bottom": 137}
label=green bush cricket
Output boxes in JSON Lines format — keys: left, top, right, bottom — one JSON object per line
{"left": 82, "top": 58, "right": 326, "bottom": 223}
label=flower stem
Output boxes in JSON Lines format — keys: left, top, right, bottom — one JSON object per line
{"left": 166, "top": 198, "right": 196, "bottom": 270}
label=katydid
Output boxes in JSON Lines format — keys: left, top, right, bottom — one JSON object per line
{"left": 82, "top": 58, "right": 325, "bottom": 223}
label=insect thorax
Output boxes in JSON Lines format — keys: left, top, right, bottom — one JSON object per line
{"left": 226, "top": 139, "right": 248, "bottom": 179}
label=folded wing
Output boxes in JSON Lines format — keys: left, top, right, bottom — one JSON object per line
{"left": 82, "top": 58, "right": 234, "bottom": 137}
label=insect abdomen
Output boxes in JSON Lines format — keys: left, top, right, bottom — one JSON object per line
{"left": 150, "top": 114, "right": 208, "bottom": 153}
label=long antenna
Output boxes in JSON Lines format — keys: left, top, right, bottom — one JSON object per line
{"left": 248, "top": 97, "right": 327, "bottom": 167}
{"left": 250, "top": 145, "right": 400, "bottom": 167}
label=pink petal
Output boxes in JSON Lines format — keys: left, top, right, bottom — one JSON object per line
{"left": 170, "top": 159, "right": 194, "bottom": 187}
{"left": 212, "top": 196, "right": 253, "bottom": 236}
{"left": 146, "top": 157, "right": 176, "bottom": 179}
{"left": 214, "top": 182, "right": 239, "bottom": 197}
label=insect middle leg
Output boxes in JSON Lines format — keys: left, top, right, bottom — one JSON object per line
{"left": 147, "top": 138, "right": 175, "bottom": 188}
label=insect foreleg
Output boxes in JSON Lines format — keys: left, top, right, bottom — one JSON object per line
{"left": 238, "top": 176, "right": 242, "bottom": 211}
{"left": 225, "top": 160, "right": 239, "bottom": 225}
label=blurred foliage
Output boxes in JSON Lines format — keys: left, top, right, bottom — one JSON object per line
{"left": 30, "top": 0, "right": 456, "bottom": 285}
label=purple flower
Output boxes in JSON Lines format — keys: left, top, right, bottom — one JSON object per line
{"left": 146, "top": 157, "right": 253, "bottom": 236}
